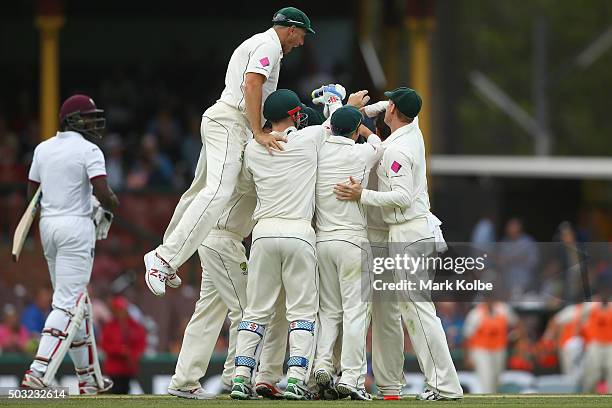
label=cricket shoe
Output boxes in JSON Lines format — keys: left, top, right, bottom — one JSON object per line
{"left": 415, "top": 389, "right": 461, "bottom": 401}
{"left": 284, "top": 378, "right": 314, "bottom": 400}
{"left": 21, "top": 370, "right": 46, "bottom": 389}
{"left": 314, "top": 369, "right": 339, "bottom": 400}
{"left": 168, "top": 387, "right": 216, "bottom": 400}
{"left": 219, "top": 382, "right": 233, "bottom": 394}
{"left": 336, "top": 383, "right": 372, "bottom": 401}
{"left": 144, "top": 251, "right": 174, "bottom": 296}
{"left": 166, "top": 271, "right": 182, "bottom": 289}
{"left": 79, "top": 376, "right": 114, "bottom": 395}
{"left": 230, "top": 377, "right": 257, "bottom": 400}
{"left": 374, "top": 392, "right": 401, "bottom": 400}
{"left": 255, "top": 382, "right": 284, "bottom": 399}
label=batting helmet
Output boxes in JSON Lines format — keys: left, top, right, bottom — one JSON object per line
{"left": 59, "top": 94, "right": 106, "bottom": 139}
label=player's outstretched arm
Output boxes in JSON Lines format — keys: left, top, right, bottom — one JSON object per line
{"left": 91, "top": 176, "right": 119, "bottom": 211}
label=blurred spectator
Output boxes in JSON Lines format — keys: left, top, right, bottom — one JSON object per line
{"left": 463, "top": 298, "right": 519, "bottom": 393}
{"left": 438, "top": 302, "right": 465, "bottom": 349}
{"left": 0, "top": 128, "right": 26, "bottom": 184}
{"left": 557, "top": 221, "right": 586, "bottom": 303}
{"left": 581, "top": 271, "right": 612, "bottom": 393}
{"left": 103, "top": 133, "right": 125, "bottom": 191}
{"left": 498, "top": 218, "right": 539, "bottom": 301}
{"left": 125, "top": 134, "right": 174, "bottom": 190}
{"left": 100, "top": 296, "right": 147, "bottom": 394}
{"left": 181, "top": 113, "right": 203, "bottom": 178}
{"left": 147, "top": 108, "right": 182, "bottom": 162}
{"left": 471, "top": 214, "right": 496, "bottom": 257}
{"left": 541, "top": 302, "right": 585, "bottom": 378}
{"left": 0, "top": 304, "right": 31, "bottom": 354}
{"left": 20, "top": 287, "right": 52, "bottom": 334}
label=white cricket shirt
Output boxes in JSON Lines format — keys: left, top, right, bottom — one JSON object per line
{"left": 240, "top": 125, "right": 326, "bottom": 222}
{"left": 28, "top": 131, "right": 107, "bottom": 218}
{"left": 315, "top": 134, "right": 382, "bottom": 234}
{"left": 365, "top": 166, "right": 388, "bottom": 234}
{"left": 360, "top": 118, "right": 431, "bottom": 225}
{"left": 219, "top": 28, "right": 283, "bottom": 125}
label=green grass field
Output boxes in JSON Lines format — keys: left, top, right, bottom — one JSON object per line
{"left": 2, "top": 395, "right": 612, "bottom": 408}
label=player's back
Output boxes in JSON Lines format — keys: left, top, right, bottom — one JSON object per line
{"left": 30, "top": 131, "right": 106, "bottom": 218}
{"left": 244, "top": 125, "right": 326, "bottom": 222}
{"left": 315, "top": 135, "right": 381, "bottom": 234}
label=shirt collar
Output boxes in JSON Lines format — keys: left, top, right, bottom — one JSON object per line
{"left": 284, "top": 126, "right": 298, "bottom": 135}
{"left": 266, "top": 27, "right": 284, "bottom": 58}
{"left": 328, "top": 135, "right": 355, "bottom": 145}
{"left": 57, "top": 130, "right": 83, "bottom": 139}
{"left": 383, "top": 122, "right": 414, "bottom": 146}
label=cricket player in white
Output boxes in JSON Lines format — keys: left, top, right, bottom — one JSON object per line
{"left": 230, "top": 89, "right": 325, "bottom": 400}
{"left": 313, "top": 105, "right": 382, "bottom": 401}
{"left": 362, "top": 107, "right": 406, "bottom": 400}
{"left": 144, "top": 7, "right": 315, "bottom": 296}
{"left": 21, "top": 95, "right": 118, "bottom": 394}
{"left": 167, "top": 187, "right": 288, "bottom": 400}
{"left": 334, "top": 87, "right": 463, "bottom": 401}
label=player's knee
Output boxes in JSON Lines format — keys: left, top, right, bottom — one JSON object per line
{"left": 288, "top": 320, "right": 315, "bottom": 335}
{"left": 237, "top": 320, "right": 266, "bottom": 338}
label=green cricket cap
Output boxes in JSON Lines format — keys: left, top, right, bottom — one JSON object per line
{"left": 263, "top": 89, "right": 302, "bottom": 122}
{"left": 384, "top": 87, "right": 422, "bottom": 118}
{"left": 330, "top": 105, "right": 363, "bottom": 137}
{"left": 272, "top": 7, "right": 315, "bottom": 34}
{"left": 299, "top": 103, "right": 324, "bottom": 128}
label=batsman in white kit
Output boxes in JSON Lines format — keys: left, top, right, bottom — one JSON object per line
{"left": 21, "top": 95, "right": 119, "bottom": 394}
{"left": 143, "top": 7, "right": 315, "bottom": 296}
{"left": 230, "top": 89, "right": 325, "bottom": 400}
{"left": 335, "top": 87, "right": 464, "bottom": 401}
{"left": 312, "top": 103, "right": 382, "bottom": 401}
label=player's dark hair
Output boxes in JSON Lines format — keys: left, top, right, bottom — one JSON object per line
{"left": 375, "top": 112, "right": 391, "bottom": 141}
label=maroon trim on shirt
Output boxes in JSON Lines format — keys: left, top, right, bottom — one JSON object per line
{"left": 89, "top": 174, "right": 107, "bottom": 181}
{"left": 28, "top": 179, "right": 40, "bottom": 185}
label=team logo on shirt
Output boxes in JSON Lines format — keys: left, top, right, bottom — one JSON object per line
{"left": 260, "top": 57, "right": 270, "bottom": 67}
{"left": 391, "top": 161, "right": 402, "bottom": 173}
{"left": 240, "top": 262, "right": 248, "bottom": 275}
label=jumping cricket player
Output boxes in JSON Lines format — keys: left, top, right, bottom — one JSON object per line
{"left": 313, "top": 104, "right": 382, "bottom": 401}
{"left": 144, "top": 7, "right": 315, "bottom": 296}
{"left": 21, "top": 95, "right": 118, "bottom": 394}
{"left": 334, "top": 87, "right": 464, "bottom": 401}
{"left": 230, "top": 89, "right": 325, "bottom": 400}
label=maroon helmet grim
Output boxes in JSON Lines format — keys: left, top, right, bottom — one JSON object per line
{"left": 59, "top": 94, "right": 106, "bottom": 138}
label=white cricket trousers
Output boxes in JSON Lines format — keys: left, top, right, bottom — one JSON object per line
{"left": 31, "top": 216, "right": 95, "bottom": 375}
{"left": 158, "top": 101, "right": 251, "bottom": 270}
{"left": 314, "top": 232, "right": 371, "bottom": 389}
{"left": 582, "top": 342, "right": 612, "bottom": 392}
{"left": 235, "top": 218, "right": 319, "bottom": 383}
{"left": 389, "top": 217, "right": 463, "bottom": 399}
{"left": 368, "top": 228, "right": 405, "bottom": 396}
{"left": 168, "top": 231, "right": 288, "bottom": 391}
{"left": 469, "top": 348, "right": 506, "bottom": 393}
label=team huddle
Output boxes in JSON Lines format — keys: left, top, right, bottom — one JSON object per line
{"left": 19, "top": 6, "right": 463, "bottom": 401}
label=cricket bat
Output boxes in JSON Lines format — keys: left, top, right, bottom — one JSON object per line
{"left": 12, "top": 186, "right": 42, "bottom": 262}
